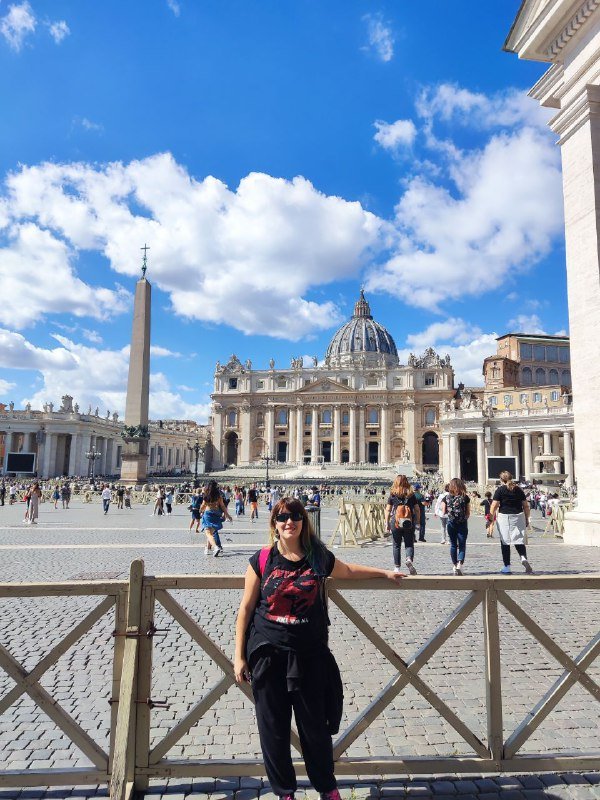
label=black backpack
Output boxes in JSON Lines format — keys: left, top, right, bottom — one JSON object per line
{"left": 446, "top": 494, "right": 467, "bottom": 523}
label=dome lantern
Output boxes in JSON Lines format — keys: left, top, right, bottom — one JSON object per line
{"left": 325, "top": 291, "right": 398, "bottom": 368}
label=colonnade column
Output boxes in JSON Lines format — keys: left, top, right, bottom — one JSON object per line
{"left": 213, "top": 410, "right": 224, "bottom": 469}
{"left": 476, "top": 431, "right": 485, "bottom": 487}
{"left": 288, "top": 408, "right": 296, "bottom": 464}
{"left": 380, "top": 403, "right": 388, "bottom": 464}
{"left": 240, "top": 407, "right": 251, "bottom": 465}
{"left": 349, "top": 405, "right": 357, "bottom": 464}
{"left": 68, "top": 433, "right": 79, "bottom": 476}
{"left": 296, "top": 405, "right": 304, "bottom": 464}
{"left": 523, "top": 432, "right": 532, "bottom": 482}
{"left": 310, "top": 406, "right": 319, "bottom": 463}
{"left": 358, "top": 406, "right": 365, "bottom": 464}
{"left": 504, "top": 434, "right": 513, "bottom": 456}
{"left": 543, "top": 432, "right": 552, "bottom": 455}
{"left": 563, "top": 430, "right": 574, "bottom": 488}
{"left": 551, "top": 433, "right": 562, "bottom": 474}
{"left": 449, "top": 433, "right": 458, "bottom": 479}
{"left": 41, "top": 433, "right": 55, "bottom": 477}
{"left": 333, "top": 406, "right": 341, "bottom": 463}
{"left": 266, "top": 408, "right": 275, "bottom": 455}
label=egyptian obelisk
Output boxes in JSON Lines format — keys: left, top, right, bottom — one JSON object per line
{"left": 120, "top": 245, "right": 151, "bottom": 483}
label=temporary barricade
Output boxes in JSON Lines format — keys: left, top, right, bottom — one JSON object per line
{"left": 0, "top": 562, "right": 599, "bottom": 800}
{"left": 329, "top": 500, "right": 387, "bottom": 547}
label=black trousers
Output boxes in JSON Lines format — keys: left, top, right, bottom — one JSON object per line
{"left": 391, "top": 526, "right": 414, "bottom": 564}
{"left": 250, "top": 647, "right": 336, "bottom": 796}
{"left": 501, "top": 542, "right": 527, "bottom": 567}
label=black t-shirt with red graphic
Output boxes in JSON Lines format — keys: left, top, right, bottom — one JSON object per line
{"left": 246, "top": 545, "right": 336, "bottom": 657}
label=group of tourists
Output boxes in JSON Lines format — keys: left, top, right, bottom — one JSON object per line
{"left": 385, "top": 471, "right": 533, "bottom": 576}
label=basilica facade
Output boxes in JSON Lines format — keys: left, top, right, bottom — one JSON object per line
{"left": 210, "top": 292, "right": 455, "bottom": 470}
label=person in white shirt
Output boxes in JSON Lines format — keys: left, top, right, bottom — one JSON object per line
{"left": 434, "top": 485, "right": 450, "bottom": 544}
{"left": 101, "top": 484, "right": 112, "bottom": 515}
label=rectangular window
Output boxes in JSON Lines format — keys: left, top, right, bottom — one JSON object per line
{"left": 341, "top": 378, "right": 349, "bottom": 386}
{"left": 559, "top": 347, "right": 570, "bottom": 363}
{"left": 228, "top": 378, "right": 238, "bottom": 389}
{"left": 504, "top": 394, "right": 512, "bottom": 406}
{"left": 490, "top": 396, "right": 497, "bottom": 406}
{"left": 342, "top": 411, "right": 349, "bottom": 425}
{"left": 520, "top": 343, "right": 533, "bottom": 360}
{"left": 304, "top": 412, "right": 312, "bottom": 425}
{"left": 546, "top": 345, "right": 558, "bottom": 362}
{"left": 256, "top": 380, "right": 264, "bottom": 389}
{"left": 533, "top": 392, "right": 542, "bottom": 403}
{"left": 276, "top": 377, "right": 287, "bottom": 388}
{"left": 551, "top": 390, "right": 559, "bottom": 401}
{"left": 394, "top": 376, "right": 403, "bottom": 387}
{"left": 424, "top": 374, "right": 435, "bottom": 386}
{"left": 322, "top": 410, "right": 332, "bottom": 424}
{"left": 366, "top": 375, "right": 378, "bottom": 386}
{"left": 520, "top": 393, "right": 528, "bottom": 404}
{"left": 533, "top": 344, "right": 545, "bottom": 361}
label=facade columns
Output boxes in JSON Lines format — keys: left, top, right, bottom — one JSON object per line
{"left": 240, "top": 408, "right": 251, "bottom": 464}
{"left": 310, "top": 406, "right": 319, "bottom": 463}
{"left": 504, "top": 434, "right": 513, "bottom": 456}
{"left": 213, "top": 411, "right": 224, "bottom": 469}
{"left": 543, "top": 431, "right": 552, "bottom": 455}
{"left": 523, "top": 431, "right": 532, "bottom": 482}
{"left": 380, "top": 403, "right": 389, "bottom": 464}
{"left": 476, "top": 431, "right": 485, "bottom": 487}
{"left": 449, "top": 433, "right": 458, "bottom": 479}
{"left": 68, "top": 433, "right": 80, "bottom": 476}
{"left": 288, "top": 408, "right": 296, "bottom": 464}
{"left": 358, "top": 406, "right": 365, "bottom": 463}
{"left": 333, "top": 405, "right": 341, "bottom": 463}
{"left": 563, "top": 430, "right": 574, "bottom": 488}
{"left": 266, "top": 408, "right": 275, "bottom": 455}
{"left": 349, "top": 405, "right": 357, "bottom": 464}
{"left": 42, "top": 433, "right": 55, "bottom": 477}
{"left": 296, "top": 406, "right": 304, "bottom": 464}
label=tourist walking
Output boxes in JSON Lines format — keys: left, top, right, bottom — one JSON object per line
{"left": 434, "top": 484, "right": 450, "bottom": 544}
{"left": 61, "top": 483, "right": 70, "bottom": 509}
{"left": 413, "top": 484, "right": 427, "bottom": 542}
{"left": 189, "top": 488, "right": 202, "bottom": 533}
{"left": 25, "top": 482, "right": 42, "bottom": 524}
{"left": 247, "top": 483, "right": 259, "bottom": 522}
{"left": 0, "top": 481, "right": 6, "bottom": 506}
{"left": 441, "top": 478, "right": 470, "bottom": 575}
{"left": 52, "top": 485, "right": 60, "bottom": 509}
{"left": 384, "top": 474, "right": 420, "bottom": 575}
{"left": 481, "top": 491, "right": 493, "bottom": 537}
{"left": 489, "top": 471, "right": 533, "bottom": 574}
{"left": 165, "top": 488, "right": 173, "bottom": 515}
{"left": 124, "top": 486, "right": 132, "bottom": 509}
{"left": 9, "top": 483, "right": 16, "bottom": 505}
{"left": 234, "top": 497, "right": 404, "bottom": 800}
{"left": 234, "top": 486, "right": 244, "bottom": 516}
{"left": 101, "top": 484, "right": 111, "bottom": 514}
{"left": 116, "top": 485, "right": 125, "bottom": 509}
{"left": 200, "top": 480, "right": 232, "bottom": 556}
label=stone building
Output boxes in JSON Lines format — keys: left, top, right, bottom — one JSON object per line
{"left": 0, "top": 395, "right": 207, "bottom": 479}
{"left": 439, "top": 334, "right": 574, "bottom": 486}
{"left": 210, "top": 292, "right": 455, "bottom": 471}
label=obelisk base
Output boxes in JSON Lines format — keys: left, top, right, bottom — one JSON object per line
{"left": 563, "top": 510, "right": 600, "bottom": 547}
{"left": 120, "top": 438, "right": 149, "bottom": 484}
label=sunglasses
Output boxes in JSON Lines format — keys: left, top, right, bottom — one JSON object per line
{"left": 275, "top": 512, "right": 303, "bottom": 523}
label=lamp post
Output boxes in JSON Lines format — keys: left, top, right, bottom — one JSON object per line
{"left": 262, "top": 451, "right": 276, "bottom": 489}
{"left": 186, "top": 438, "right": 204, "bottom": 488}
{"left": 85, "top": 445, "right": 101, "bottom": 481}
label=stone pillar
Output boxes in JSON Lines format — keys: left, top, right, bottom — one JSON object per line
{"left": 42, "top": 433, "right": 56, "bottom": 477}
{"left": 380, "top": 404, "right": 389, "bottom": 464}
{"left": 288, "top": 408, "right": 296, "bottom": 463}
{"left": 333, "top": 405, "right": 341, "bottom": 463}
{"left": 523, "top": 431, "right": 532, "bottom": 482}
{"left": 476, "top": 431, "right": 485, "bottom": 487}
{"left": 564, "top": 429, "right": 574, "bottom": 488}
{"left": 105, "top": 438, "right": 115, "bottom": 475}
{"left": 79, "top": 433, "right": 91, "bottom": 476}
{"left": 213, "top": 412, "right": 223, "bottom": 469}
{"left": 310, "top": 406, "right": 319, "bottom": 463}
{"left": 449, "top": 433, "right": 458, "bottom": 479}
{"left": 543, "top": 432, "right": 552, "bottom": 455}
{"left": 551, "top": 433, "right": 562, "bottom": 474}
{"left": 349, "top": 405, "right": 357, "bottom": 464}
{"left": 68, "top": 433, "right": 79, "bottom": 476}
{"left": 504, "top": 434, "right": 513, "bottom": 456}
{"left": 358, "top": 406, "right": 366, "bottom": 463}
{"left": 441, "top": 433, "right": 451, "bottom": 481}
{"left": 266, "top": 407, "right": 275, "bottom": 456}
{"left": 240, "top": 407, "right": 251, "bottom": 465}
{"left": 296, "top": 406, "right": 304, "bottom": 464}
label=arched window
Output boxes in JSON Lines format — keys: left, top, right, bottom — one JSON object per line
{"left": 425, "top": 408, "right": 435, "bottom": 426}
{"left": 227, "top": 410, "right": 236, "bottom": 427}
{"left": 535, "top": 367, "right": 546, "bottom": 385}
{"left": 522, "top": 367, "right": 532, "bottom": 386}
{"left": 548, "top": 369, "right": 559, "bottom": 384}
{"left": 321, "top": 409, "right": 332, "bottom": 425}
{"left": 368, "top": 408, "right": 379, "bottom": 424}
{"left": 561, "top": 369, "right": 571, "bottom": 385}
{"left": 276, "top": 409, "right": 288, "bottom": 425}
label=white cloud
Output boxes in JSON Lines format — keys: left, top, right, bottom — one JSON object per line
{"left": 74, "top": 116, "right": 104, "bottom": 133}
{"left": 48, "top": 19, "right": 69, "bottom": 43}
{"left": 0, "top": 223, "right": 131, "bottom": 328}
{"left": 151, "top": 345, "right": 181, "bottom": 357}
{"left": 0, "top": 329, "right": 78, "bottom": 370}
{"left": 367, "top": 125, "right": 563, "bottom": 310}
{"left": 2, "top": 155, "right": 382, "bottom": 339}
{"left": 166, "top": 0, "right": 181, "bottom": 16}
{"left": 1, "top": 2, "right": 36, "bottom": 51}
{"left": 82, "top": 328, "right": 103, "bottom": 344}
{"left": 362, "top": 14, "right": 394, "bottom": 62}
{"left": 373, "top": 119, "right": 416, "bottom": 152}
{"left": 507, "top": 313, "right": 547, "bottom": 334}
{"left": 401, "top": 322, "right": 498, "bottom": 386}
{"left": 0, "top": 379, "right": 17, "bottom": 396}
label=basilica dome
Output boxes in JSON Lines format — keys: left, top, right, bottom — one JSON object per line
{"left": 325, "top": 290, "right": 398, "bottom": 367}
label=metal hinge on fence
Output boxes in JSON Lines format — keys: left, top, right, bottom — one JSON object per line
{"left": 112, "top": 622, "right": 169, "bottom": 639}
{"left": 108, "top": 697, "right": 171, "bottom": 709}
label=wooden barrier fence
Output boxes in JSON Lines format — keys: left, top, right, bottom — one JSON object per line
{"left": 1, "top": 562, "right": 600, "bottom": 800}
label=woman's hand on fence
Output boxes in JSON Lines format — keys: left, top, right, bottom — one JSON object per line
{"left": 385, "top": 570, "right": 405, "bottom": 582}
{"left": 234, "top": 656, "right": 251, "bottom": 684}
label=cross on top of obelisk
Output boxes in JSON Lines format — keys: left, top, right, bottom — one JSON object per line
{"left": 141, "top": 243, "right": 150, "bottom": 278}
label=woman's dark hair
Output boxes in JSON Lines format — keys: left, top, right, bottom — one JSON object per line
{"left": 203, "top": 480, "right": 221, "bottom": 503}
{"left": 269, "top": 497, "right": 329, "bottom": 575}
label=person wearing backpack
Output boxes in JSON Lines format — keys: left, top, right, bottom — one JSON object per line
{"left": 384, "top": 474, "right": 420, "bottom": 575}
{"left": 434, "top": 484, "right": 450, "bottom": 544}
{"left": 234, "top": 497, "right": 404, "bottom": 800}
{"left": 441, "top": 478, "right": 470, "bottom": 575}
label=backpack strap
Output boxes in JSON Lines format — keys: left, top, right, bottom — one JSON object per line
{"left": 258, "top": 546, "right": 271, "bottom": 577}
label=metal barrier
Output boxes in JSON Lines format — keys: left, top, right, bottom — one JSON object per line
{"left": 1, "top": 561, "right": 599, "bottom": 800}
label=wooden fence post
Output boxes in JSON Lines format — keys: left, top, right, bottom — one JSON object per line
{"left": 134, "top": 579, "right": 156, "bottom": 794}
{"left": 483, "top": 585, "right": 503, "bottom": 767}
{"left": 109, "top": 559, "right": 145, "bottom": 800}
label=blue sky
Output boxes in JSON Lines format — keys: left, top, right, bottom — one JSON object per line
{"left": 0, "top": 1, "right": 567, "bottom": 421}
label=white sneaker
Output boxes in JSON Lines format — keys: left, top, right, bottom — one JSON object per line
{"left": 213, "top": 547, "right": 222, "bottom": 557}
{"left": 501, "top": 565, "right": 512, "bottom": 574}
{"left": 405, "top": 558, "right": 417, "bottom": 575}
{"left": 521, "top": 556, "right": 533, "bottom": 574}
{"left": 393, "top": 565, "right": 402, "bottom": 574}
{"left": 204, "top": 547, "right": 210, "bottom": 555}
{"left": 452, "top": 565, "right": 459, "bottom": 576}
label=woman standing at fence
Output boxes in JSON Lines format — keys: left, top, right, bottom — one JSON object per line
{"left": 234, "top": 497, "right": 403, "bottom": 800}
{"left": 200, "top": 480, "right": 232, "bottom": 557}
{"left": 488, "top": 471, "right": 533, "bottom": 574}
{"left": 441, "top": 478, "right": 470, "bottom": 575}
{"left": 384, "top": 474, "right": 420, "bottom": 575}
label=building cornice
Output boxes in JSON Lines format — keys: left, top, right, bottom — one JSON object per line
{"left": 546, "top": 0, "right": 600, "bottom": 57}
{"left": 550, "top": 82, "right": 600, "bottom": 142}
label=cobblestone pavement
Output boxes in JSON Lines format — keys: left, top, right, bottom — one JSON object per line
{"left": 0, "top": 499, "right": 599, "bottom": 798}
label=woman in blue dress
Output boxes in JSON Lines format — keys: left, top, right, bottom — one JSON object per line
{"left": 200, "top": 480, "right": 232, "bottom": 557}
